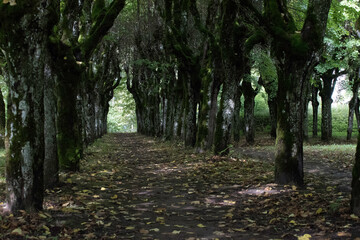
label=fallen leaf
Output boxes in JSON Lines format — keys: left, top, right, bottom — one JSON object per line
{"left": 172, "top": 230, "right": 181, "bottom": 234}
{"left": 11, "top": 228, "right": 23, "bottom": 236}
{"left": 126, "top": 226, "right": 135, "bottom": 230}
{"left": 316, "top": 208, "right": 323, "bottom": 215}
{"left": 140, "top": 229, "right": 149, "bottom": 234}
{"left": 297, "top": 234, "right": 311, "bottom": 240}
{"left": 197, "top": 224, "right": 206, "bottom": 228}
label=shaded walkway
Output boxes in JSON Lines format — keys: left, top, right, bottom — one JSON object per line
{"left": 2, "top": 133, "right": 360, "bottom": 239}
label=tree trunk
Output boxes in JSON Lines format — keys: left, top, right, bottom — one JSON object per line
{"left": 214, "top": 0, "right": 243, "bottom": 155}
{"left": 56, "top": 56, "right": 83, "bottom": 171}
{"left": 320, "top": 74, "right": 335, "bottom": 142}
{"left": 268, "top": 98, "right": 277, "bottom": 138}
{"left": 266, "top": 0, "right": 331, "bottom": 186}
{"left": 1, "top": 3, "right": 53, "bottom": 210}
{"left": 0, "top": 89, "right": 6, "bottom": 148}
{"left": 232, "top": 83, "right": 242, "bottom": 143}
{"left": 347, "top": 79, "right": 360, "bottom": 140}
{"left": 275, "top": 63, "right": 309, "bottom": 186}
{"left": 43, "top": 56, "right": 59, "bottom": 189}
{"left": 243, "top": 80, "right": 256, "bottom": 144}
{"left": 312, "top": 85, "right": 319, "bottom": 137}
{"left": 351, "top": 129, "right": 360, "bottom": 215}
{"left": 184, "top": 68, "right": 201, "bottom": 147}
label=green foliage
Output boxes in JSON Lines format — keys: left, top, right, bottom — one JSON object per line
{"left": 107, "top": 79, "right": 136, "bottom": 133}
{"left": 250, "top": 46, "right": 278, "bottom": 99}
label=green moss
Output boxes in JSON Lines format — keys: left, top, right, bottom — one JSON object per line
{"left": 289, "top": 33, "right": 309, "bottom": 56}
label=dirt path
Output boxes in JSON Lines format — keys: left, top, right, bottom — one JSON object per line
{"left": 2, "top": 133, "right": 360, "bottom": 239}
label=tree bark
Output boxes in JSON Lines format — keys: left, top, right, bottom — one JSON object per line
{"left": 0, "top": 88, "right": 6, "bottom": 148}
{"left": 320, "top": 70, "right": 337, "bottom": 142}
{"left": 266, "top": 0, "right": 331, "bottom": 185}
{"left": 348, "top": 76, "right": 360, "bottom": 140}
{"left": 311, "top": 85, "right": 319, "bottom": 137}
{"left": 351, "top": 129, "right": 360, "bottom": 215}
{"left": 43, "top": 55, "right": 59, "bottom": 189}
{"left": 0, "top": 1, "right": 54, "bottom": 211}
{"left": 243, "top": 79, "right": 257, "bottom": 144}
{"left": 232, "top": 83, "right": 242, "bottom": 143}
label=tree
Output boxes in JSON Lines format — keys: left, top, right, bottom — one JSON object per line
{"left": 263, "top": 0, "right": 331, "bottom": 185}
{"left": 0, "top": 0, "right": 125, "bottom": 212}
{"left": 0, "top": 1, "right": 56, "bottom": 211}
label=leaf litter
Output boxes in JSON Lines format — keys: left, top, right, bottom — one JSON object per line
{"left": 0, "top": 133, "right": 359, "bottom": 239}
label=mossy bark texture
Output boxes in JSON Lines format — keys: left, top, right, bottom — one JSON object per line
{"left": 0, "top": 1, "right": 53, "bottom": 211}
{"left": 0, "top": 89, "right": 6, "bottom": 148}
{"left": 266, "top": 0, "right": 331, "bottom": 185}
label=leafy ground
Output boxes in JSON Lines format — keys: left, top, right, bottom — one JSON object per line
{"left": 0, "top": 133, "right": 360, "bottom": 239}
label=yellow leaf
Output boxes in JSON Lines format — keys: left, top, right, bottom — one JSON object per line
{"left": 66, "top": 178, "right": 72, "bottom": 184}
{"left": 268, "top": 209, "right": 275, "bottom": 215}
{"left": 39, "top": 213, "right": 47, "bottom": 219}
{"left": 172, "top": 230, "right": 181, "bottom": 234}
{"left": 101, "top": 187, "right": 106, "bottom": 191}
{"left": 73, "top": 228, "right": 81, "bottom": 233}
{"left": 297, "top": 234, "right": 311, "bottom": 240}
{"left": 269, "top": 218, "right": 277, "bottom": 224}
{"left": 126, "top": 226, "right": 135, "bottom": 230}
{"left": 304, "top": 193, "right": 313, "bottom": 197}
{"left": 233, "top": 228, "right": 246, "bottom": 232}
{"left": 316, "top": 208, "right": 323, "bottom": 215}
{"left": 350, "top": 214, "right": 359, "bottom": 219}
{"left": 292, "top": 185, "right": 297, "bottom": 191}
{"left": 11, "top": 228, "right": 23, "bottom": 236}
{"left": 156, "top": 217, "right": 164, "bottom": 223}
{"left": 224, "top": 213, "right": 233, "bottom": 219}
{"left": 289, "top": 220, "right": 296, "bottom": 225}
{"left": 111, "top": 194, "right": 118, "bottom": 199}
{"left": 150, "top": 228, "right": 160, "bottom": 232}
{"left": 197, "top": 224, "right": 206, "bottom": 228}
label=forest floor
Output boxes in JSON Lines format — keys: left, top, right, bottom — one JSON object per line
{"left": 1, "top": 133, "right": 360, "bottom": 239}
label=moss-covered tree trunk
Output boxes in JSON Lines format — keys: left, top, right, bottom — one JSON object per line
{"left": 311, "top": 85, "right": 319, "bottom": 137}
{"left": 0, "top": 1, "right": 56, "bottom": 211}
{"left": 265, "top": 0, "right": 331, "bottom": 185}
{"left": 184, "top": 68, "right": 201, "bottom": 147}
{"left": 232, "top": 83, "right": 242, "bottom": 143}
{"left": 56, "top": 54, "right": 83, "bottom": 171}
{"left": 0, "top": 89, "right": 6, "bottom": 148}
{"left": 214, "top": 0, "right": 244, "bottom": 155}
{"left": 43, "top": 55, "right": 59, "bottom": 188}
{"left": 348, "top": 76, "right": 360, "bottom": 140}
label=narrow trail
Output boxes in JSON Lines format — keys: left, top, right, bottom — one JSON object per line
{"left": 53, "top": 133, "right": 272, "bottom": 239}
